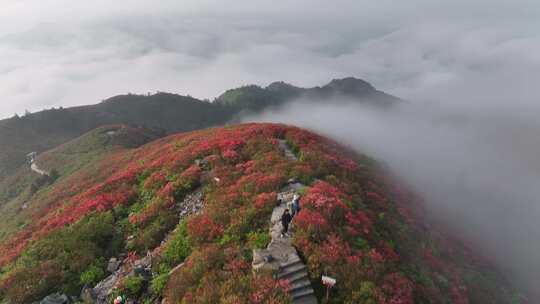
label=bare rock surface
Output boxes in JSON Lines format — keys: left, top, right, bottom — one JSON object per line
{"left": 177, "top": 189, "right": 204, "bottom": 217}
{"left": 107, "top": 257, "right": 121, "bottom": 273}
{"left": 91, "top": 253, "right": 153, "bottom": 303}
{"left": 38, "top": 293, "right": 71, "bottom": 304}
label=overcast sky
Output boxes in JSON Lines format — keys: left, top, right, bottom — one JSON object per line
{"left": 0, "top": 0, "right": 539, "bottom": 118}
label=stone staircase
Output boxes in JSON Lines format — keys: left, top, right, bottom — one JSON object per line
{"left": 251, "top": 181, "right": 317, "bottom": 304}
{"left": 277, "top": 255, "right": 317, "bottom": 303}
{"left": 251, "top": 141, "right": 317, "bottom": 303}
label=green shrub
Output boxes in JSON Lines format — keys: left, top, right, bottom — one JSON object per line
{"left": 247, "top": 231, "right": 270, "bottom": 249}
{"left": 0, "top": 211, "right": 123, "bottom": 302}
{"left": 150, "top": 273, "right": 169, "bottom": 295}
{"left": 161, "top": 221, "right": 191, "bottom": 267}
{"left": 347, "top": 281, "right": 377, "bottom": 304}
{"left": 129, "top": 213, "right": 178, "bottom": 252}
{"left": 218, "top": 233, "right": 240, "bottom": 246}
{"left": 80, "top": 263, "right": 105, "bottom": 286}
{"left": 352, "top": 237, "right": 370, "bottom": 251}
{"left": 510, "top": 293, "right": 525, "bottom": 304}
{"left": 122, "top": 276, "right": 145, "bottom": 297}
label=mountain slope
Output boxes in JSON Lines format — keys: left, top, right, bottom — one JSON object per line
{"left": 0, "top": 93, "right": 230, "bottom": 180}
{"left": 0, "top": 123, "right": 517, "bottom": 303}
{"left": 0, "top": 125, "right": 162, "bottom": 242}
{"left": 0, "top": 77, "right": 400, "bottom": 182}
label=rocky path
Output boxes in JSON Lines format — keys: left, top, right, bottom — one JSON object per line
{"left": 252, "top": 139, "right": 317, "bottom": 303}
{"left": 277, "top": 140, "right": 317, "bottom": 303}
{"left": 279, "top": 139, "right": 298, "bottom": 161}
{"left": 273, "top": 187, "right": 317, "bottom": 304}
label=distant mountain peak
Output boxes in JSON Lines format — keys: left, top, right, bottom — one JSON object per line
{"left": 265, "top": 81, "right": 300, "bottom": 91}
{"left": 323, "top": 77, "right": 375, "bottom": 94}
{"left": 216, "top": 76, "right": 398, "bottom": 110}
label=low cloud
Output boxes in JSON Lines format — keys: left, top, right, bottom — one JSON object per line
{"left": 244, "top": 98, "right": 540, "bottom": 296}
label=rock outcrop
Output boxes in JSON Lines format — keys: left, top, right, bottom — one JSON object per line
{"left": 38, "top": 293, "right": 72, "bottom": 304}
{"left": 88, "top": 187, "right": 205, "bottom": 304}
{"left": 107, "top": 257, "right": 121, "bottom": 273}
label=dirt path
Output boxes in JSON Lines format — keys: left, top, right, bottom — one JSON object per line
{"left": 30, "top": 160, "right": 49, "bottom": 176}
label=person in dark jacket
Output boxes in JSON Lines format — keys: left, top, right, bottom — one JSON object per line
{"left": 281, "top": 209, "right": 292, "bottom": 237}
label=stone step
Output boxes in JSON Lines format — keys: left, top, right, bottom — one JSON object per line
{"left": 289, "top": 279, "right": 312, "bottom": 293}
{"left": 291, "top": 286, "right": 315, "bottom": 300}
{"left": 280, "top": 256, "right": 302, "bottom": 268}
{"left": 282, "top": 269, "right": 309, "bottom": 284}
{"left": 277, "top": 263, "right": 307, "bottom": 279}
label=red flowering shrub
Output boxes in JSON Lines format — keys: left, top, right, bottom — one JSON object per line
{"left": 380, "top": 273, "right": 414, "bottom": 304}
{"left": 254, "top": 192, "right": 277, "bottom": 209}
{"left": 187, "top": 214, "right": 224, "bottom": 243}
{"left": 143, "top": 170, "right": 167, "bottom": 192}
{"left": 366, "top": 191, "right": 386, "bottom": 204}
{"left": 180, "top": 164, "right": 201, "bottom": 181}
{"left": 345, "top": 209, "right": 372, "bottom": 236}
{"left": 249, "top": 276, "right": 290, "bottom": 304}
{"left": 222, "top": 149, "right": 239, "bottom": 161}
{"left": 294, "top": 209, "right": 330, "bottom": 242}
{"left": 319, "top": 234, "right": 351, "bottom": 265}
{"left": 254, "top": 173, "right": 284, "bottom": 193}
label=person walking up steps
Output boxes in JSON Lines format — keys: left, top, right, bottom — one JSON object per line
{"left": 281, "top": 209, "right": 292, "bottom": 237}
{"left": 291, "top": 194, "right": 301, "bottom": 217}
{"left": 287, "top": 197, "right": 294, "bottom": 215}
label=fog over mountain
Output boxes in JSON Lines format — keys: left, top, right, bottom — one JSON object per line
{"left": 245, "top": 98, "right": 540, "bottom": 296}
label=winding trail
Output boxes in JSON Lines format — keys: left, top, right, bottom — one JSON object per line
{"left": 279, "top": 140, "right": 298, "bottom": 161}
{"left": 252, "top": 140, "right": 317, "bottom": 303}
{"left": 30, "top": 161, "right": 49, "bottom": 176}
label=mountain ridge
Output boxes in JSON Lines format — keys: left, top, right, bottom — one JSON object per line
{"left": 0, "top": 77, "right": 399, "bottom": 183}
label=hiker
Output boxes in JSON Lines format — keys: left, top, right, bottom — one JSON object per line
{"left": 281, "top": 209, "right": 292, "bottom": 237}
{"left": 291, "top": 194, "right": 301, "bottom": 217}
{"left": 114, "top": 295, "right": 126, "bottom": 304}
{"left": 286, "top": 196, "right": 294, "bottom": 212}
